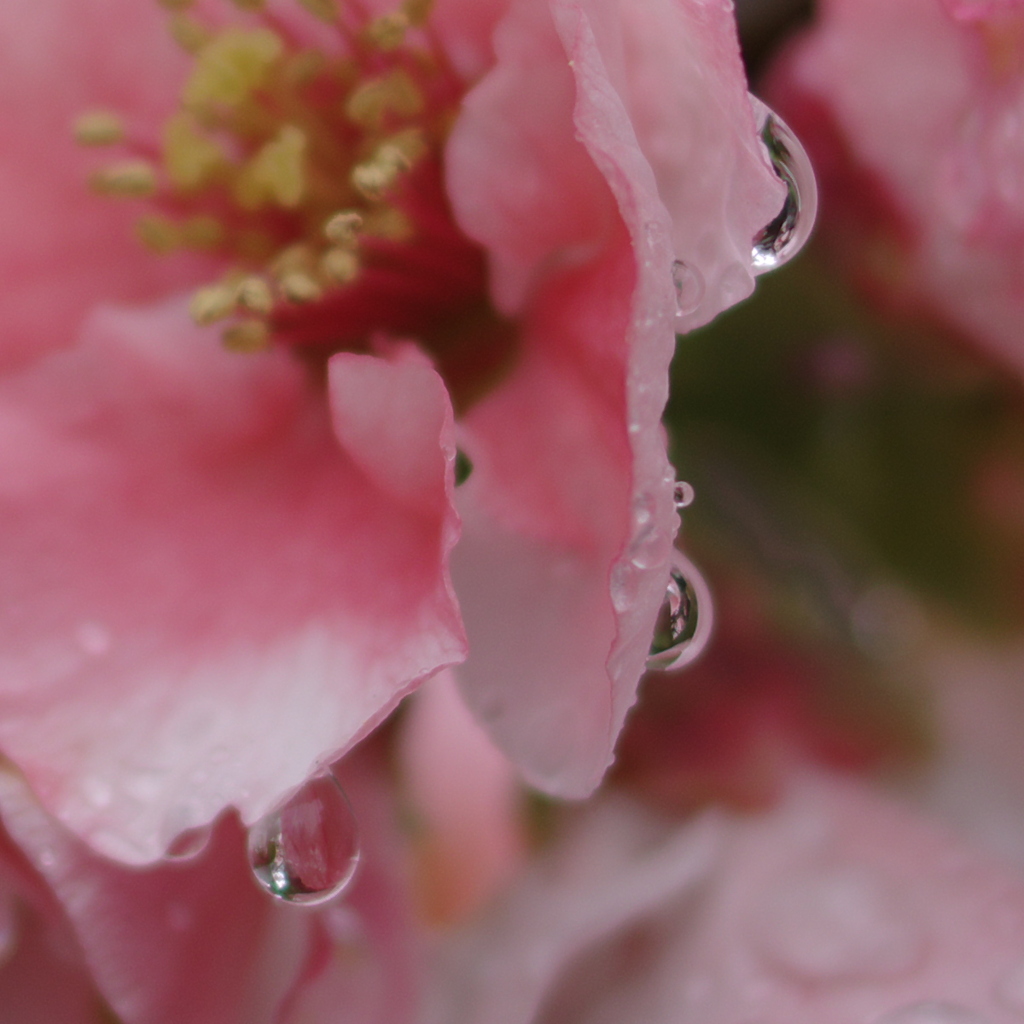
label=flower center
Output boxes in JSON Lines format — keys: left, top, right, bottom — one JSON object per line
{"left": 77, "top": 0, "right": 511, "bottom": 405}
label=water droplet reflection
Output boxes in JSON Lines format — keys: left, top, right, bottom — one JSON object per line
{"left": 750, "top": 98, "right": 817, "bottom": 273}
{"left": 247, "top": 771, "right": 360, "bottom": 906}
{"left": 671, "top": 259, "right": 705, "bottom": 317}
{"left": 647, "top": 550, "right": 714, "bottom": 671}
{"left": 673, "top": 481, "right": 695, "bottom": 510}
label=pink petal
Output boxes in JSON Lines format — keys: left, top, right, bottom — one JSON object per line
{"left": 428, "top": 775, "right": 1024, "bottom": 1024}
{"left": 446, "top": 0, "right": 783, "bottom": 795}
{"left": 0, "top": 302, "right": 464, "bottom": 863}
{"left": 0, "top": 0, "right": 211, "bottom": 368}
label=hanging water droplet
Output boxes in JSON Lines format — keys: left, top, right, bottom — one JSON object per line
{"left": 247, "top": 771, "right": 360, "bottom": 906}
{"left": 874, "top": 1002, "right": 992, "bottom": 1024}
{"left": 647, "top": 550, "right": 714, "bottom": 671}
{"left": 750, "top": 97, "right": 818, "bottom": 273}
{"left": 673, "top": 481, "right": 695, "bottom": 510}
{"left": 671, "top": 259, "right": 705, "bottom": 317}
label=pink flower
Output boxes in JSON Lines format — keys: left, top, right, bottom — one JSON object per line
{"left": 0, "top": 0, "right": 786, "bottom": 867}
{"left": 767, "top": 0, "right": 1024, "bottom": 371}
{"left": 426, "top": 771, "right": 1024, "bottom": 1024}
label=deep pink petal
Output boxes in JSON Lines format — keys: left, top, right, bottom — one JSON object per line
{"left": 446, "top": 0, "right": 782, "bottom": 795}
{"left": 0, "top": 303, "right": 463, "bottom": 863}
{"left": 0, "top": 0, "right": 212, "bottom": 368}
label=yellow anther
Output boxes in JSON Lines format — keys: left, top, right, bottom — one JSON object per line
{"left": 223, "top": 319, "right": 271, "bottom": 353}
{"left": 184, "top": 28, "right": 283, "bottom": 110}
{"left": 351, "top": 142, "right": 412, "bottom": 201}
{"left": 367, "top": 11, "right": 410, "bottom": 50}
{"left": 180, "top": 215, "right": 224, "bottom": 249}
{"left": 271, "top": 243, "right": 315, "bottom": 277}
{"left": 324, "top": 210, "right": 364, "bottom": 247}
{"left": 387, "top": 127, "right": 428, "bottom": 165}
{"left": 279, "top": 271, "right": 323, "bottom": 304}
{"left": 189, "top": 283, "right": 238, "bottom": 325}
{"left": 345, "top": 69, "right": 424, "bottom": 129}
{"left": 235, "top": 275, "right": 275, "bottom": 315}
{"left": 158, "top": 0, "right": 194, "bottom": 10}
{"left": 163, "top": 113, "right": 226, "bottom": 190}
{"left": 229, "top": 0, "right": 266, "bottom": 9}
{"left": 320, "top": 247, "right": 360, "bottom": 284}
{"left": 169, "top": 14, "right": 210, "bottom": 54}
{"left": 136, "top": 214, "right": 179, "bottom": 253}
{"left": 74, "top": 111, "right": 125, "bottom": 147}
{"left": 236, "top": 124, "right": 307, "bottom": 209}
{"left": 297, "top": 0, "right": 338, "bottom": 23}
{"left": 90, "top": 161, "right": 158, "bottom": 198}
{"left": 402, "top": 0, "right": 434, "bottom": 26}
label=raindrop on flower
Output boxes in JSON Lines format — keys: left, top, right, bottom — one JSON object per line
{"left": 671, "top": 259, "right": 705, "bottom": 317}
{"left": 750, "top": 98, "right": 818, "bottom": 273}
{"left": 247, "top": 770, "right": 360, "bottom": 906}
{"left": 874, "top": 1004, "right": 992, "bottom": 1024}
{"left": 673, "top": 480, "right": 696, "bottom": 510}
{"left": 647, "top": 550, "right": 714, "bottom": 671}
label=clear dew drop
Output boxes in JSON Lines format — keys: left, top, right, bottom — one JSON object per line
{"left": 646, "top": 549, "right": 714, "bottom": 671}
{"left": 750, "top": 97, "right": 818, "bottom": 274}
{"left": 671, "top": 259, "right": 705, "bottom": 317}
{"left": 673, "top": 480, "right": 695, "bottom": 510}
{"left": 247, "top": 771, "right": 360, "bottom": 906}
{"left": 873, "top": 1002, "right": 993, "bottom": 1024}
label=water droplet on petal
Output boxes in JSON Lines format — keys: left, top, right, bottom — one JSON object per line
{"left": 165, "top": 824, "right": 214, "bottom": 860}
{"left": 750, "top": 97, "right": 817, "bottom": 273}
{"left": 672, "top": 259, "right": 705, "bottom": 317}
{"left": 647, "top": 550, "right": 714, "bottom": 671}
{"left": 673, "top": 481, "right": 695, "bottom": 510}
{"left": 247, "top": 771, "right": 360, "bottom": 906}
{"left": 874, "top": 1002, "right": 992, "bottom": 1024}
{"left": 995, "top": 959, "right": 1024, "bottom": 1016}
{"left": 754, "top": 864, "right": 925, "bottom": 983}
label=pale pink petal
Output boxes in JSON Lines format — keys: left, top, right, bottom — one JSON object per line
{"left": 446, "top": 0, "right": 782, "bottom": 795}
{"left": 0, "top": 0, "right": 212, "bottom": 368}
{"left": 0, "top": 769, "right": 292, "bottom": 1024}
{"left": 0, "top": 302, "right": 464, "bottom": 863}
{"left": 428, "top": 775, "right": 1024, "bottom": 1024}
{"left": 398, "top": 669, "right": 526, "bottom": 925}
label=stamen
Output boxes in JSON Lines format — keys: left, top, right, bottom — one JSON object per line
{"left": 235, "top": 124, "right": 307, "bottom": 209}
{"left": 324, "top": 210, "right": 364, "bottom": 247}
{"left": 402, "top": 0, "right": 434, "bottom": 26}
{"left": 279, "top": 271, "right": 323, "bottom": 303}
{"left": 351, "top": 142, "right": 411, "bottom": 201}
{"left": 137, "top": 214, "right": 180, "bottom": 253}
{"left": 169, "top": 13, "right": 210, "bottom": 54}
{"left": 190, "top": 283, "right": 238, "bottom": 325}
{"left": 320, "top": 247, "right": 360, "bottom": 284}
{"left": 366, "top": 12, "right": 410, "bottom": 51}
{"left": 91, "top": 161, "right": 158, "bottom": 198}
{"left": 345, "top": 69, "right": 424, "bottom": 130}
{"left": 223, "top": 319, "right": 271, "bottom": 352}
{"left": 229, "top": 0, "right": 266, "bottom": 10}
{"left": 184, "top": 28, "right": 284, "bottom": 110}
{"left": 74, "top": 111, "right": 125, "bottom": 146}
{"left": 235, "top": 276, "right": 275, "bottom": 315}
{"left": 163, "top": 113, "right": 227, "bottom": 190}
